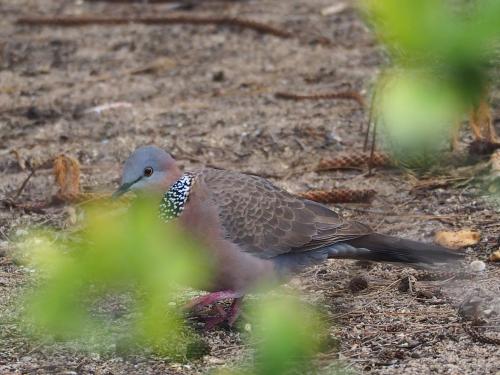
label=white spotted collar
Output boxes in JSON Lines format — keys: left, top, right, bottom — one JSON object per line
{"left": 159, "top": 173, "right": 194, "bottom": 221}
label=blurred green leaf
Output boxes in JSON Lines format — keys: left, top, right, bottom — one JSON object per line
{"left": 251, "top": 294, "right": 325, "bottom": 375}
{"left": 376, "top": 69, "right": 463, "bottom": 172}
{"left": 363, "top": 0, "right": 500, "bottom": 101}
{"left": 17, "top": 199, "right": 210, "bottom": 356}
{"left": 361, "top": 0, "right": 500, "bottom": 173}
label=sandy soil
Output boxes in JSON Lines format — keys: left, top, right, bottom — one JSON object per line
{"left": 0, "top": 0, "right": 499, "bottom": 374}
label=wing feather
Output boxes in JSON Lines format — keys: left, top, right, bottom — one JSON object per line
{"left": 196, "top": 168, "right": 372, "bottom": 258}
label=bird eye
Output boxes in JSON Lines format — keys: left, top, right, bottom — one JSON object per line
{"left": 144, "top": 167, "right": 153, "bottom": 177}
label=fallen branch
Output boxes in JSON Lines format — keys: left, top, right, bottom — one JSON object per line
{"left": 275, "top": 91, "right": 364, "bottom": 107}
{"left": 2, "top": 192, "right": 131, "bottom": 214}
{"left": 2, "top": 155, "right": 130, "bottom": 214}
{"left": 85, "top": 0, "right": 233, "bottom": 3}
{"left": 414, "top": 270, "right": 473, "bottom": 281}
{"left": 85, "top": 0, "right": 189, "bottom": 2}
{"left": 410, "top": 177, "right": 469, "bottom": 192}
{"left": 298, "top": 188, "right": 376, "bottom": 204}
{"left": 316, "top": 152, "right": 392, "bottom": 171}
{"left": 463, "top": 322, "right": 500, "bottom": 345}
{"left": 1, "top": 199, "right": 48, "bottom": 214}
{"left": 13, "top": 168, "right": 36, "bottom": 200}
{"left": 16, "top": 15, "right": 292, "bottom": 38}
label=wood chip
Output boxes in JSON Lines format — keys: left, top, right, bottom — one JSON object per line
{"left": 434, "top": 229, "right": 480, "bottom": 249}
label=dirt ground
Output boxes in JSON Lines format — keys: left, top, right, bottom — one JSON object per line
{"left": 1, "top": 0, "right": 499, "bottom": 374}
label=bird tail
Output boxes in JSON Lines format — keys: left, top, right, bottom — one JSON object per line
{"left": 328, "top": 234, "right": 463, "bottom": 264}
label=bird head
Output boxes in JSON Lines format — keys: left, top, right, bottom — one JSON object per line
{"left": 113, "top": 146, "right": 181, "bottom": 198}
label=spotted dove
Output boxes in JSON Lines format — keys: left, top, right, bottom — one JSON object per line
{"left": 114, "top": 146, "right": 463, "bottom": 328}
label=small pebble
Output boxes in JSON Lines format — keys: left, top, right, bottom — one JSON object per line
{"left": 348, "top": 275, "right": 368, "bottom": 293}
{"left": 489, "top": 249, "right": 500, "bottom": 262}
{"left": 212, "top": 70, "right": 225, "bottom": 82}
{"left": 470, "top": 260, "right": 486, "bottom": 272}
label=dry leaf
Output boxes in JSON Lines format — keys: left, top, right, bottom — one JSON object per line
{"left": 434, "top": 229, "right": 480, "bottom": 249}
{"left": 53, "top": 154, "right": 81, "bottom": 200}
{"left": 489, "top": 250, "right": 500, "bottom": 262}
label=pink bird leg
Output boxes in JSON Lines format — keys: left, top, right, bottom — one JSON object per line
{"left": 184, "top": 290, "right": 242, "bottom": 311}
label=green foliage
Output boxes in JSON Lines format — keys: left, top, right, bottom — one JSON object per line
{"left": 362, "top": 0, "right": 500, "bottom": 98}
{"left": 362, "top": 0, "right": 500, "bottom": 172}
{"left": 212, "top": 294, "right": 328, "bottom": 375}
{"left": 374, "top": 69, "right": 462, "bottom": 173}
{"left": 16, "top": 199, "right": 210, "bottom": 357}
{"left": 251, "top": 294, "right": 325, "bottom": 375}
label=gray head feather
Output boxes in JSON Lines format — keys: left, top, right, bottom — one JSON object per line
{"left": 114, "top": 146, "right": 175, "bottom": 197}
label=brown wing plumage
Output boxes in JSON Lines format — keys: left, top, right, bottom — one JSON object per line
{"left": 195, "top": 168, "right": 372, "bottom": 259}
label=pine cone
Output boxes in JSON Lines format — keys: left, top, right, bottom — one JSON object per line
{"left": 298, "top": 188, "right": 376, "bottom": 204}
{"left": 316, "top": 152, "right": 391, "bottom": 171}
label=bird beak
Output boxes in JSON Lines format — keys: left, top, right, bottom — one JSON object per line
{"left": 112, "top": 181, "right": 135, "bottom": 199}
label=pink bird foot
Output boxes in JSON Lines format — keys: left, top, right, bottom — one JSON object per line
{"left": 202, "top": 297, "right": 243, "bottom": 330}
{"left": 184, "top": 290, "right": 244, "bottom": 330}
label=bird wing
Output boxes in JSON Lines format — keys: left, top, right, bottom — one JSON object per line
{"left": 196, "top": 168, "right": 372, "bottom": 259}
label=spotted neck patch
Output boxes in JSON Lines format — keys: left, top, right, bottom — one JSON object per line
{"left": 159, "top": 173, "right": 194, "bottom": 221}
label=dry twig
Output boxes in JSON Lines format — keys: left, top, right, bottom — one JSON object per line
{"left": 1, "top": 199, "right": 48, "bottom": 214}
{"left": 13, "top": 168, "right": 36, "bottom": 200}
{"left": 275, "top": 91, "right": 365, "bottom": 107}
{"left": 410, "top": 177, "right": 469, "bottom": 192}
{"left": 415, "top": 270, "right": 473, "bottom": 281}
{"left": 16, "top": 15, "right": 292, "bottom": 38}
{"left": 85, "top": 0, "right": 188, "bottom": 2}
{"left": 85, "top": 0, "right": 234, "bottom": 3}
